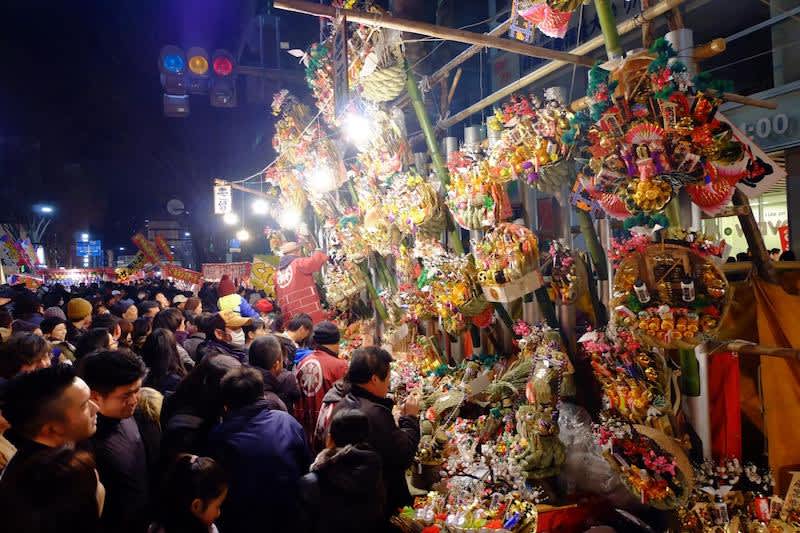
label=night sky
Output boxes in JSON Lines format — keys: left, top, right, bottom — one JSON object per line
{"left": 1, "top": 1, "right": 316, "bottom": 257}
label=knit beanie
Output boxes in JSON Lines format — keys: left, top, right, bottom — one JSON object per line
{"left": 44, "top": 306, "right": 67, "bottom": 321}
{"left": 218, "top": 275, "right": 236, "bottom": 298}
{"left": 67, "top": 298, "right": 92, "bottom": 321}
{"left": 312, "top": 321, "right": 340, "bottom": 346}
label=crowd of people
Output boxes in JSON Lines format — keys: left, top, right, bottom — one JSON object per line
{"left": 0, "top": 276, "right": 421, "bottom": 533}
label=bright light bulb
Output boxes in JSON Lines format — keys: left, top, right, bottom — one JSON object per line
{"left": 307, "top": 166, "right": 336, "bottom": 194}
{"left": 236, "top": 228, "right": 251, "bottom": 241}
{"left": 252, "top": 199, "right": 269, "bottom": 215}
{"left": 223, "top": 212, "right": 239, "bottom": 225}
{"left": 40, "top": 206, "right": 53, "bottom": 214}
{"left": 278, "top": 207, "right": 302, "bottom": 230}
{"left": 344, "top": 112, "right": 372, "bottom": 147}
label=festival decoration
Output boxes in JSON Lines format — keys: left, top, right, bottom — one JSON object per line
{"left": 509, "top": 0, "right": 583, "bottom": 40}
{"left": 250, "top": 260, "right": 276, "bottom": 298}
{"left": 132, "top": 233, "right": 162, "bottom": 265}
{"left": 595, "top": 420, "right": 692, "bottom": 509}
{"left": 570, "top": 41, "right": 770, "bottom": 219}
{"left": 473, "top": 223, "right": 541, "bottom": 302}
{"left": 386, "top": 170, "right": 446, "bottom": 236}
{"left": 488, "top": 90, "right": 576, "bottom": 193}
{"left": 446, "top": 150, "right": 512, "bottom": 230}
{"left": 610, "top": 233, "right": 729, "bottom": 349}
{"left": 161, "top": 264, "right": 204, "bottom": 289}
{"left": 154, "top": 235, "right": 174, "bottom": 262}
{"left": 324, "top": 261, "right": 368, "bottom": 311}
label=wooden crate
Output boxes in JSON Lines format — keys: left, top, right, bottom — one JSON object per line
{"left": 482, "top": 269, "right": 543, "bottom": 303}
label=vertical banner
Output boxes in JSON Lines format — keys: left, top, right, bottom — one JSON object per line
{"left": 214, "top": 185, "right": 233, "bottom": 215}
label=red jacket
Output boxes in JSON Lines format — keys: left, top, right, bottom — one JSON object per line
{"left": 294, "top": 349, "right": 348, "bottom": 445}
{"left": 275, "top": 251, "right": 328, "bottom": 324}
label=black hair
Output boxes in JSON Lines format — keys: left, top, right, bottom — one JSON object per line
{"left": 139, "top": 300, "right": 160, "bottom": 314}
{"left": 131, "top": 316, "right": 153, "bottom": 349}
{"left": 168, "top": 355, "right": 241, "bottom": 423}
{"left": 770, "top": 248, "right": 781, "bottom": 255}
{"left": 270, "top": 313, "right": 285, "bottom": 333}
{"left": 1, "top": 364, "right": 77, "bottom": 438}
{"left": 329, "top": 408, "right": 369, "bottom": 447}
{"left": 13, "top": 291, "right": 41, "bottom": 318}
{"left": 346, "top": 346, "right": 392, "bottom": 385}
{"left": 248, "top": 335, "right": 282, "bottom": 371}
{"left": 40, "top": 316, "right": 67, "bottom": 335}
{"left": 142, "top": 329, "right": 187, "bottom": 388}
{"left": 153, "top": 308, "right": 184, "bottom": 333}
{"left": 0, "top": 332, "right": 51, "bottom": 379}
{"left": 73, "top": 328, "right": 111, "bottom": 360}
{"left": 157, "top": 454, "right": 227, "bottom": 532}
{"left": 735, "top": 252, "right": 750, "bottom": 262}
{"left": 286, "top": 313, "right": 312, "bottom": 333}
{"left": 91, "top": 314, "right": 119, "bottom": 335}
{"left": 0, "top": 447, "right": 101, "bottom": 533}
{"left": 77, "top": 348, "right": 147, "bottom": 396}
{"left": 219, "top": 367, "right": 264, "bottom": 410}
{"left": 242, "top": 318, "right": 265, "bottom": 338}
{"left": 200, "top": 313, "right": 226, "bottom": 338}
{"left": 0, "top": 308, "right": 12, "bottom": 328}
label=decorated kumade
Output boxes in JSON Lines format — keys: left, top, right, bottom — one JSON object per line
{"left": 569, "top": 41, "right": 770, "bottom": 219}
{"left": 611, "top": 231, "right": 729, "bottom": 350}
{"left": 509, "top": 0, "right": 583, "bottom": 40}
{"left": 595, "top": 420, "right": 693, "bottom": 509}
{"left": 473, "top": 223, "right": 541, "bottom": 302}
{"left": 446, "top": 150, "right": 512, "bottom": 230}
{"left": 488, "top": 90, "right": 576, "bottom": 193}
{"left": 324, "top": 261, "right": 368, "bottom": 311}
{"left": 385, "top": 170, "right": 446, "bottom": 236}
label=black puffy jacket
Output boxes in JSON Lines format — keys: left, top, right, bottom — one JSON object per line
{"left": 298, "top": 444, "right": 385, "bottom": 533}
{"left": 335, "top": 385, "right": 420, "bottom": 517}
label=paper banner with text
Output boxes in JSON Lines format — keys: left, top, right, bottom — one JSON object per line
{"left": 132, "top": 233, "right": 162, "bottom": 265}
{"left": 162, "top": 263, "right": 204, "bottom": 290}
{"left": 201, "top": 262, "right": 252, "bottom": 284}
{"left": 154, "top": 235, "right": 174, "bottom": 262}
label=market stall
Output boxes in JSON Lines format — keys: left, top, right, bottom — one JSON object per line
{"left": 209, "top": 0, "right": 800, "bottom": 530}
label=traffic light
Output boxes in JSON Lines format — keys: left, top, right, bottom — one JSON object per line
{"left": 159, "top": 45, "right": 190, "bottom": 118}
{"left": 210, "top": 49, "right": 237, "bottom": 108}
{"left": 186, "top": 47, "right": 210, "bottom": 94}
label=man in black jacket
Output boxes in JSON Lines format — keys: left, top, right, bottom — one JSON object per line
{"left": 248, "top": 334, "right": 301, "bottom": 412}
{"left": 0, "top": 364, "right": 98, "bottom": 480}
{"left": 78, "top": 349, "right": 150, "bottom": 533}
{"left": 336, "top": 346, "right": 420, "bottom": 520}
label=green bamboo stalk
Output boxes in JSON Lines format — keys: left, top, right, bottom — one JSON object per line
{"left": 577, "top": 210, "right": 608, "bottom": 281}
{"left": 359, "top": 261, "right": 389, "bottom": 321}
{"left": 405, "top": 61, "right": 465, "bottom": 255}
{"left": 594, "top": 0, "right": 623, "bottom": 58}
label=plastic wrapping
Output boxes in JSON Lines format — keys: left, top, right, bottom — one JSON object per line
{"left": 556, "top": 403, "right": 633, "bottom": 507}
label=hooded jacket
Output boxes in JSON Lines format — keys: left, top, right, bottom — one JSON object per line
{"left": 208, "top": 399, "right": 311, "bottom": 533}
{"left": 336, "top": 385, "right": 420, "bottom": 517}
{"left": 260, "top": 368, "right": 302, "bottom": 413}
{"left": 274, "top": 252, "right": 328, "bottom": 324}
{"left": 298, "top": 444, "right": 385, "bottom": 533}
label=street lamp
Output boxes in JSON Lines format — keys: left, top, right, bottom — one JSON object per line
{"left": 223, "top": 212, "right": 239, "bottom": 225}
{"left": 184, "top": 232, "right": 191, "bottom": 237}
{"left": 236, "top": 228, "right": 251, "bottom": 241}
{"left": 39, "top": 206, "right": 54, "bottom": 214}
{"left": 81, "top": 233, "right": 89, "bottom": 242}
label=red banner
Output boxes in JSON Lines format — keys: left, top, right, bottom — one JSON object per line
{"left": 132, "top": 233, "right": 161, "bottom": 265}
{"left": 155, "top": 235, "right": 174, "bottom": 262}
{"left": 778, "top": 225, "right": 790, "bottom": 252}
{"left": 201, "top": 262, "right": 252, "bottom": 284}
{"left": 162, "top": 264, "right": 203, "bottom": 286}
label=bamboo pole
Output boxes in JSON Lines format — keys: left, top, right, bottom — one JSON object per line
{"left": 273, "top": 0, "right": 593, "bottom": 66}
{"left": 720, "top": 341, "right": 800, "bottom": 361}
{"left": 577, "top": 210, "right": 608, "bottom": 281}
{"left": 732, "top": 189, "right": 779, "bottom": 283}
{"left": 395, "top": 19, "right": 512, "bottom": 108}
{"left": 438, "top": 0, "right": 689, "bottom": 130}
{"left": 405, "top": 62, "right": 465, "bottom": 255}
{"left": 594, "top": 0, "right": 623, "bottom": 58}
{"left": 721, "top": 92, "right": 778, "bottom": 110}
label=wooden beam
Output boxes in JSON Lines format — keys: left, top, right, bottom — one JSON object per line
{"left": 721, "top": 341, "right": 800, "bottom": 361}
{"left": 396, "top": 19, "right": 512, "bottom": 108}
{"left": 438, "top": 0, "right": 689, "bottom": 130}
{"left": 273, "top": 0, "right": 594, "bottom": 66}
{"left": 701, "top": 204, "right": 750, "bottom": 219}
{"left": 722, "top": 92, "right": 778, "bottom": 110}
{"left": 214, "top": 179, "right": 274, "bottom": 200}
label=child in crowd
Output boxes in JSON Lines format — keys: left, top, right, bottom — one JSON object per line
{"left": 299, "top": 408, "right": 385, "bottom": 533}
{"left": 150, "top": 454, "right": 228, "bottom": 533}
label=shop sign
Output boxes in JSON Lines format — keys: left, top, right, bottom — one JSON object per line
{"left": 332, "top": 14, "right": 349, "bottom": 120}
{"left": 214, "top": 185, "right": 232, "bottom": 215}
{"left": 722, "top": 83, "right": 800, "bottom": 153}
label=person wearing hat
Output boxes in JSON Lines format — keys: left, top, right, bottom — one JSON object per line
{"left": 171, "top": 294, "right": 188, "bottom": 310}
{"left": 195, "top": 310, "right": 252, "bottom": 363}
{"left": 66, "top": 297, "right": 93, "bottom": 344}
{"left": 294, "top": 321, "right": 348, "bottom": 445}
{"left": 113, "top": 299, "right": 138, "bottom": 322}
{"left": 41, "top": 316, "right": 76, "bottom": 363}
{"left": 274, "top": 242, "right": 328, "bottom": 325}
{"left": 217, "top": 275, "right": 258, "bottom": 319}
